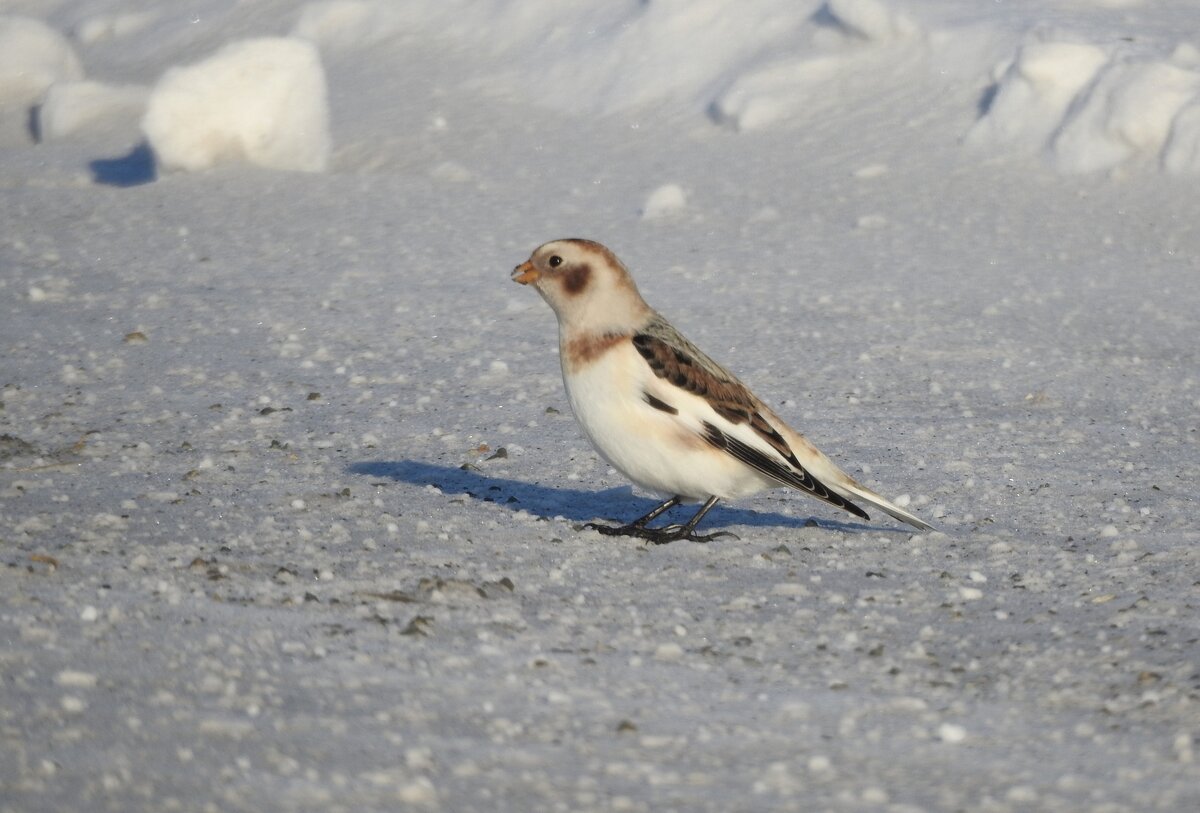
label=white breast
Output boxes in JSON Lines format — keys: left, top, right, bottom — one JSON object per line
{"left": 560, "top": 340, "right": 773, "bottom": 501}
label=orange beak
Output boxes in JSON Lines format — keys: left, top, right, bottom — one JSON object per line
{"left": 511, "top": 261, "right": 539, "bottom": 285}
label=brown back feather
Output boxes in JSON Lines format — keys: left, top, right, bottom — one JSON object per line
{"left": 631, "top": 318, "right": 802, "bottom": 469}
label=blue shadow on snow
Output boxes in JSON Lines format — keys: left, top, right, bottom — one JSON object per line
{"left": 90, "top": 142, "right": 157, "bottom": 187}
{"left": 348, "top": 460, "right": 897, "bottom": 536}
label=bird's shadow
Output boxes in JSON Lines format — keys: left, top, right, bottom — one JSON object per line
{"left": 348, "top": 460, "right": 906, "bottom": 536}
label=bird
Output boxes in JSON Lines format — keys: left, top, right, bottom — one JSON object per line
{"left": 511, "top": 238, "right": 933, "bottom": 543}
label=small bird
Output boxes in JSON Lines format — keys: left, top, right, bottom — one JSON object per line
{"left": 511, "top": 239, "right": 933, "bottom": 542}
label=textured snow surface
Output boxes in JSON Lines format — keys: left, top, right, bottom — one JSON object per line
{"left": 2, "top": 1, "right": 1199, "bottom": 811}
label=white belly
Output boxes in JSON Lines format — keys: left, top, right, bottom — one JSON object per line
{"left": 561, "top": 342, "right": 772, "bottom": 501}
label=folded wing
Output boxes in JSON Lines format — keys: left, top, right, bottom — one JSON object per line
{"left": 631, "top": 323, "right": 871, "bottom": 521}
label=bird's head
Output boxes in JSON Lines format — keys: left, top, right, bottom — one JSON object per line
{"left": 512, "top": 239, "right": 649, "bottom": 333}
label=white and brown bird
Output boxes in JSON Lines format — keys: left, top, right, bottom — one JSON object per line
{"left": 511, "top": 238, "right": 932, "bottom": 542}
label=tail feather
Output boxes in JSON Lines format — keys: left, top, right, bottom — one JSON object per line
{"left": 832, "top": 479, "right": 934, "bottom": 531}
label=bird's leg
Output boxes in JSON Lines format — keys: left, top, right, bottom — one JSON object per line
{"left": 586, "top": 495, "right": 738, "bottom": 544}
{"left": 584, "top": 495, "right": 681, "bottom": 536}
{"left": 644, "top": 495, "right": 737, "bottom": 544}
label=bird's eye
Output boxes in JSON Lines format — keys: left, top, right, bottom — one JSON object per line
{"left": 548, "top": 255, "right": 563, "bottom": 268}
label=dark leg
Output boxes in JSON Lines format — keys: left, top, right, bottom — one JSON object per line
{"left": 585, "top": 495, "right": 737, "bottom": 544}
{"left": 584, "top": 495, "right": 680, "bottom": 536}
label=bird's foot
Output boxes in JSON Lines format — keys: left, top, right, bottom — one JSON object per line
{"left": 582, "top": 522, "right": 738, "bottom": 545}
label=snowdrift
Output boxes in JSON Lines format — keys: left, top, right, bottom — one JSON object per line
{"left": 1, "top": 0, "right": 1198, "bottom": 174}
{"left": 970, "top": 38, "right": 1200, "bottom": 174}
{"left": 141, "top": 38, "right": 331, "bottom": 173}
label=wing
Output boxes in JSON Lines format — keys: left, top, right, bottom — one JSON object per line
{"left": 701, "top": 421, "right": 869, "bottom": 520}
{"left": 631, "top": 319, "right": 869, "bottom": 520}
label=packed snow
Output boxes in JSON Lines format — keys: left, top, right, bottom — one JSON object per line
{"left": 640, "top": 183, "right": 688, "bottom": 221}
{"left": 2, "top": 0, "right": 1199, "bottom": 811}
{"left": 36, "top": 80, "right": 147, "bottom": 142}
{"left": 141, "top": 37, "right": 330, "bottom": 173}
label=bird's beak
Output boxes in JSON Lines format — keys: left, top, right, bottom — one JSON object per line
{"left": 511, "top": 261, "right": 539, "bottom": 285}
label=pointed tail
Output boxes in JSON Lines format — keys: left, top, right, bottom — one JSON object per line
{"left": 831, "top": 477, "right": 934, "bottom": 531}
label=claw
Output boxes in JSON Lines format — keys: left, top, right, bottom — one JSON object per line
{"left": 583, "top": 521, "right": 736, "bottom": 545}
{"left": 581, "top": 495, "right": 733, "bottom": 544}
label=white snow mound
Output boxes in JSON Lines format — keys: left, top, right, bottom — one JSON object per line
{"left": 141, "top": 38, "right": 331, "bottom": 173}
{"left": 966, "top": 41, "right": 1110, "bottom": 148}
{"left": 641, "top": 184, "right": 688, "bottom": 220}
{"left": 971, "top": 37, "right": 1200, "bottom": 174}
{"left": 0, "top": 16, "right": 84, "bottom": 106}
{"left": 36, "top": 80, "right": 148, "bottom": 142}
{"left": 1053, "top": 58, "right": 1200, "bottom": 174}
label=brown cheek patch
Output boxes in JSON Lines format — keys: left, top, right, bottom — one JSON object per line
{"left": 564, "top": 332, "right": 629, "bottom": 372}
{"left": 562, "top": 263, "right": 591, "bottom": 295}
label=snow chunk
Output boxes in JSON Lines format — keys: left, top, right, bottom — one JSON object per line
{"left": 1053, "top": 59, "right": 1200, "bottom": 174}
{"left": 56, "top": 670, "right": 98, "bottom": 688}
{"left": 0, "top": 16, "right": 83, "bottom": 106}
{"left": 641, "top": 183, "right": 687, "bottom": 220}
{"left": 653, "top": 642, "right": 685, "bottom": 661}
{"left": 937, "top": 722, "right": 967, "bottom": 743}
{"left": 967, "top": 41, "right": 1110, "bottom": 148}
{"left": 142, "top": 38, "right": 331, "bottom": 173}
{"left": 61, "top": 695, "right": 87, "bottom": 714}
{"left": 36, "top": 81, "right": 149, "bottom": 142}
{"left": 971, "top": 36, "right": 1200, "bottom": 174}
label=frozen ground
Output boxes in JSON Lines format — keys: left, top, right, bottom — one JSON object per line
{"left": 2, "top": 1, "right": 1199, "bottom": 811}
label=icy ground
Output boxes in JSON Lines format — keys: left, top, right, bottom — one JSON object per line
{"left": 2, "top": 1, "right": 1199, "bottom": 811}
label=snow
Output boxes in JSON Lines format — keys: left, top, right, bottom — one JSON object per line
{"left": 972, "top": 35, "right": 1200, "bottom": 174}
{"left": 965, "top": 41, "right": 1112, "bottom": 149}
{"left": 36, "top": 80, "right": 147, "bottom": 142}
{"left": 0, "top": 15, "right": 83, "bottom": 105}
{"left": 2, "top": 0, "right": 1200, "bottom": 811}
{"left": 141, "top": 38, "right": 331, "bottom": 173}
{"left": 291, "top": 0, "right": 400, "bottom": 51}
{"left": 821, "top": 0, "right": 920, "bottom": 43}
{"left": 640, "top": 183, "right": 688, "bottom": 220}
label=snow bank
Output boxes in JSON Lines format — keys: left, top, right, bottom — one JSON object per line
{"left": 970, "top": 38, "right": 1200, "bottom": 174}
{"left": 285, "top": 0, "right": 822, "bottom": 117}
{"left": 478, "top": 0, "right": 815, "bottom": 116}
{"left": 709, "top": 0, "right": 926, "bottom": 132}
{"left": 965, "top": 41, "right": 1110, "bottom": 149}
{"left": 0, "top": 15, "right": 84, "bottom": 106}
{"left": 1053, "top": 57, "right": 1200, "bottom": 174}
{"left": 36, "top": 81, "right": 148, "bottom": 142}
{"left": 141, "top": 38, "right": 331, "bottom": 173}
{"left": 6, "top": 0, "right": 1196, "bottom": 178}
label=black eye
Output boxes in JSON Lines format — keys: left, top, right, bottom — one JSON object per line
{"left": 548, "top": 255, "right": 563, "bottom": 268}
